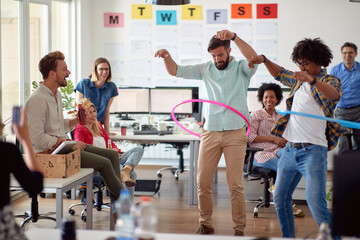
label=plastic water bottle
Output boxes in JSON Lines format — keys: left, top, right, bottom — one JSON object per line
{"left": 136, "top": 196, "right": 157, "bottom": 240}
{"left": 115, "top": 189, "right": 136, "bottom": 240}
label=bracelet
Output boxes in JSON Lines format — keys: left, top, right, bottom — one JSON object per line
{"left": 310, "top": 76, "right": 317, "bottom": 86}
{"left": 261, "top": 54, "right": 267, "bottom": 63}
{"left": 231, "top": 32, "right": 237, "bottom": 41}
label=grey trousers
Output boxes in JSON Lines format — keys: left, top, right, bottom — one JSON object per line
{"left": 80, "top": 145, "right": 123, "bottom": 201}
{"left": 335, "top": 105, "right": 360, "bottom": 153}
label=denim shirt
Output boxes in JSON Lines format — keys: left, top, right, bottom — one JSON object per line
{"left": 176, "top": 57, "right": 257, "bottom": 131}
{"left": 330, "top": 61, "right": 360, "bottom": 108}
{"left": 74, "top": 78, "right": 118, "bottom": 123}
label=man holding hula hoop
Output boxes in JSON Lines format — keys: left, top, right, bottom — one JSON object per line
{"left": 155, "top": 29, "right": 258, "bottom": 236}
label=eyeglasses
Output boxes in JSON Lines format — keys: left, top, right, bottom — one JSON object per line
{"left": 98, "top": 68, "right": 109, "bottom": 72}
{"left": 296, "top": 60, "right": 310, "bottom": 68}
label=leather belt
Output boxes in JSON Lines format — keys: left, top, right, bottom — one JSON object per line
{"left": 288, "top": 142, "right": 313, "bottom": 149}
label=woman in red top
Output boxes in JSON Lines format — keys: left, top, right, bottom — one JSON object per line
{"left": 73, "top": 99, "right": 143, "bottom": 187}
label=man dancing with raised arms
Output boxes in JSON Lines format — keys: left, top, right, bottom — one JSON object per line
{"left": 155, "top": 30, "right": 258, "bottom": 236}
{"left": 248, "top": 38, "right": 350, "bottom": 237}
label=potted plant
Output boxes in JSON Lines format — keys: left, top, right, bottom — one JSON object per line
{"left": 32, "top": 80, "right": 75, "bottom": 111}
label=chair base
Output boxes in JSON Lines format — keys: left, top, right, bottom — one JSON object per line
{"left": 157, "top": 166, "right": 189, "bottom": 180}
{"left": 15, "top": 211, "right": 56, "bottom": 230}
{"left": 253, "top": 200, "right": 275, "bottom": 218}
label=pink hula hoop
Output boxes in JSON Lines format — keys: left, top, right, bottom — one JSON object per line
{"left": 171, "top": 99, "right": 251, "bottom": 138}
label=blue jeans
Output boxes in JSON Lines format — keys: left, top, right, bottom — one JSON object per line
{"left": 120, "top": 146, "right": 144, "bottom": 169}
{"left": 253, "top": 148, "right": 284, "bottom": 172}
{"left": 274, "top": 143, "right": 331, "bottom": 238}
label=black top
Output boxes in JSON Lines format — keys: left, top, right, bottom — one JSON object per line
{"left": 0, "top": 142, "right": 43, "bottom": 209}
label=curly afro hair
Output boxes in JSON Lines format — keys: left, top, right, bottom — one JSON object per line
{"left": 257, "top": 83, "right": 283, "bottom": 109}
{"left": 291, "top": 38, "right": 333, "bottom": 67}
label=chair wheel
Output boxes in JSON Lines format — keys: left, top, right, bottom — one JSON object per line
{"left": 40, "top": 193, "right": 46, "bottom": 198}
{"left": 157, "top": 173, "right": 162, "bottom": 178}
{"left": 254, "top": 212, "right": 258, "bottom": 218}
{"left": 68, "top": 209, "right": 75, "bottom": 215}
{"left": 171, "top": 170, "right": 175, "bottom": 174}
{"left": 81, "top": 215, "right": 87, "bottom": 222}
{"left": 175, "top": 176, "right": 179, "bottom": 181}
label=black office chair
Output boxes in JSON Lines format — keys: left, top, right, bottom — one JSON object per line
{"left": 243, "top": 146, "right": 277, "bottom": 218}
{"left": 13, "top": 140, "right": 56, "bottom": 230}
{"left": 156, "top": 142, "right": 189, "bottom": 181}
{"left": 68, "top": 173, "right": 110, "bottom": 222}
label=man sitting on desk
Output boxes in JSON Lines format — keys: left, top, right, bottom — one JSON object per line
{"left": 155, "top": 29, "right": 258, "bottom": 236}
{"left": 25, "top": 51, "right": 124, "bottom": 215}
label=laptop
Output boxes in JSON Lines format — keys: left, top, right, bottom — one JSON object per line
{"left": 332, "top": 150, "right": 360, "bottom": 237}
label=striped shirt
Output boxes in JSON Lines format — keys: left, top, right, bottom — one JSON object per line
{"left": 271, "top": 68, "right": 350, "bottom": 151}
{"left": 248, "top": 109, "right": 282, "bottom": 163}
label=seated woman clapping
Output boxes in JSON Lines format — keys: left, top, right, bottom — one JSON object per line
{"left": 73, "top": 99, "right": 143, "bottom": 187}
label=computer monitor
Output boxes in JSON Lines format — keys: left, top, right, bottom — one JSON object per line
{"left": 110, "top": 87, "right": 150, "bottom": 120}
{"left": 150, "top": 87, "right": 199, "bottom": 119}
{"left": 332, "top": 151, "right": 360, "bottom": 237}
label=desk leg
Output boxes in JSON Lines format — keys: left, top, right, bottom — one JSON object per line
{"left": 189, "top": 140, "right": 199, "bottom": 205}
{"left": 86, "top": 177, "right": 93, "bottom": 229}
{"left": 110, "top": 203, "right": 115, "bottom": 230}
{"left": 56, "top": 189, "right": 63, "bottom": 229}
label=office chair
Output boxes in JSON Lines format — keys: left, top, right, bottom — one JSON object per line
{"left": 157, "top": 142, "right": 189, "bottom": 181}
{"left": 243, "top": 146, "right": 277, "bottom": 218}
{"left": 68, "top": 173, "right": 110, "bottom": 222}
{"left": 13, "top": 139, "right": 56, "bottom": 230}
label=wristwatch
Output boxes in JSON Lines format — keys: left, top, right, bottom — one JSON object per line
{"left": 231, "top": 32, "right": 237, "bottom": 41}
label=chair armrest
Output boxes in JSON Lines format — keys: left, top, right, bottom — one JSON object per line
{"left": 245, "top": 147, "right": 263, "bottom": 174}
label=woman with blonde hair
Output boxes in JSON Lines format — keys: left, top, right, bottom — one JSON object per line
{"left": 74, "top": 58, "right": 118, "bottom": 135}
{"left": 73, "top": 99, "right": 143, "bottom": 187}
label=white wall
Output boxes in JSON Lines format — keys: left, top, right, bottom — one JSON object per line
{"left": 77, "top": 0, "right": 360, "bottom": 83}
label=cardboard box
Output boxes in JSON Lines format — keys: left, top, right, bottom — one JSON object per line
{"left": 36, "top": 150, "right": 81, "bottom": 178}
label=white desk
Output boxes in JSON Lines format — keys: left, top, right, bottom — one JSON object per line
{"left": 26, "top": 228, "right": 253, "bottom": 240}
{"left": 111, "top": 133, "right": 200, "bottom": 205}
{"left": 11, "top": 168, "right": 94, "bottom": 229}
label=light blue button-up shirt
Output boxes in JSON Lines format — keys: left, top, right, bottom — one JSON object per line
{"left": 176, "top": 57, "right": 257, "bottom": 131}
{"left": 330, "top": 61, "right": 360, "bottom": 108}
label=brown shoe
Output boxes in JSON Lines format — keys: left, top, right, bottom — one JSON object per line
{"left": 121, "top": 166, "right": 136, "bottom": 187}
{"left": 234, "top": 230, "right": 244, "bottom": 236}
{"left": 293, "top": 204, "right": 305, "bottom": 217}
{"left": 196, "top": 225, "right": 214, "bottom": 235}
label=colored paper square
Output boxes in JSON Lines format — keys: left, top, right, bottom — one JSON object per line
{"left": 132, "top": 4, "right": 152, "bottom": 19}
{"left": 182, "top": 5, "right": 202, "bottom": 20}
{"left": 207, "top": 9, "right": 227, "bottom": 24}
{"left": 231, "top": 4, "right": 252, "bottom": 19}
{"left": 104, "top": 13, "right": 124, "bottom": 28}
{"left": 156, "top": 10, "right": 177, "bottom": 25}
{"left": 257, "top": 4, "right": 278, "bottom": 19}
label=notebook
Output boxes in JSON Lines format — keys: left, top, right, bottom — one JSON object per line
{"left": 51, "top": 141, "right": 77, "bottom": 155}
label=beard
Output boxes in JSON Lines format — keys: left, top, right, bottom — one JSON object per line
{"left": 215, "top": 53, "right": 230, "bottom": 70}
{"left": 56, "top": 74, "right": 68, "bottom": 87}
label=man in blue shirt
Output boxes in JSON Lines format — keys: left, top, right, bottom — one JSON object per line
{"left": 330, "top": 42, "right": 360, "bottom": 153}
{"left": 155, "top": 29, "right": 258, "bottom": 236}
